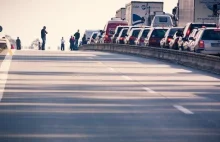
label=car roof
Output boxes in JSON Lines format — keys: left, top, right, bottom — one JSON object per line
{"left": 151, "top": 27, "right": 169, "bottom": 30}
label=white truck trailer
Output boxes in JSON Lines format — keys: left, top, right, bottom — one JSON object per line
{"left": 125, "top": 1, "right": 164, "bottom": 26}
{"left": 177, "top": 0, "right": 220, "bottom": 27}
{"left": 116, "top": 8, "right": 126, "bottom": 20}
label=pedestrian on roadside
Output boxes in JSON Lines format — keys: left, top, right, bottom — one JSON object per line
{"left": 82, "top": 34, "right": 87, "bottom": 45}
{"left": 74, "top": 29, "right": 80, "bottom": 50}
{"left": 69, "top": 36, "right": 75, "bottom": 51}
{"left": 16, "top": 37, "right": 21, "bottom": 50}
{"left": 61, "top": 37, "right": 65, "bottom": 51}
{"left": 41, "top": 26, "right": 48, "bottom": 50}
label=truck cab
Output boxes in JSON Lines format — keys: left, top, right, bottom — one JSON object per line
{"left": 151, "top": 13, "right": 173, "bottom": 27}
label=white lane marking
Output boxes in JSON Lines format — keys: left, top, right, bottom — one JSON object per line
{"left": 143, "top": 87, "right": 157, "bottom": 94}
{"left": 97, "top": 62, "right": 103, "bottom": 64}
{"left": 0, "top": 52, "right": 13, "bottom": 101}
{"left": 108, "top": 68, "right": 115, "bottom": 72}
{"left": 173, "top": 105, "right": 194, "bottom": 114}
{"left": 122, "top": 76, "right": 132, "bottom": 80}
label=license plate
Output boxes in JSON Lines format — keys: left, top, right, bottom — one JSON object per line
{"left": 211, "top": 43, "right": 220, "bottom": 47}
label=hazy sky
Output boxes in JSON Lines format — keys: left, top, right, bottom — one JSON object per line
{"left": 0, "top": 0, "right": 178, "bottom": 48}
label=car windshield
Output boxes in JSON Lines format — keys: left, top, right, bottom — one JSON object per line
{"left": 159, "top": 17, "right": 168, "bottom": 22}
{"left": 169, "top": 28, "right": 182, "bottom": 36}
{"left": 116, "top": 27, "right": 124, "bottom": 34}
{"left": 151, "top": 29, "right": 168, "bottom": 38}
{"left": 132, "top": 30, "right": 141, "bottom": 37}
{"left": 92, "top": 33, "right": 97, "bottom": 39}
{"left": 201, "top": 29, "right": 220, "bottom": 40}
{"left": 141, "top": 29, "right": 150, "bottom": 38}
{"left": 121, "top": 29, "right": 128, "bottom": 37}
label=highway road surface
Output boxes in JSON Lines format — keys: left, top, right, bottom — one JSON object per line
{"left": 0, "top": 49, "right": 220, "bottom": 142}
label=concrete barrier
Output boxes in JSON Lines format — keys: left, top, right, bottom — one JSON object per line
{"left": 81, "top": 44, "right": 220, "bottom": 75}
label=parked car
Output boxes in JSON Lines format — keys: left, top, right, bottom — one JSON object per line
{"left": 188, "top": 27, "right": 220, "bottom": 55}
{"left": 87, "top": 32, "right": 98, "bottom": 44}
{"left": 178, "top": 23, "right": 216, "bottom": 50}
{"left": 101, "top": 18, "right": 128, "bottom": 43}
{"left": 111, "top": 26, "right": 130, "bottom": 43}
{"left": 160, "top": 27, "right": 183, "bottom": 48}
{"left": 83, "top": 30, "right": 99, "bottom": 43}
{"left": 94, "top": 31, "right": 104, "bottom": 44}
{"left": 144, "top": 27, "right": 169, "bottom": 47}
{"left": 168, "top": 30, "right": 183, "bottom": 49}
{"left": 135, "top": 28, "right": 151, "bottom": 46}
{"left": 182, "top": 28, "right": 199, "bottom": 51}
{"left": 0, "top": 32, "right": 10, "bottom": 49}
{"left": 116, "top": 28, "right": 129, "bottom": 44}
{"left": 125, "top": 28, "right": 142, "bottom": 45}
{"left": 124, "top": 26, "right": 150, "bottom": 44}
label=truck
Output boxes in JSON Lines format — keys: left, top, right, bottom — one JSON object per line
{"left": 177, "top": 0, "right": 220, "bottom": 27}
{"left": 116, "top": 8, "right": 126, "bottom": 20}
{"left": 125, "top": 1, "right": 164, "bottom": 26}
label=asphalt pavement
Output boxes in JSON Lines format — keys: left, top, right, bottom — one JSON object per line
{"left": 0, "top": 49, "right": 219, "bottom": 142}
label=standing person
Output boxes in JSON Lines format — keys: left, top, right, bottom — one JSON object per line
{"left": 61, "top": 37, "right": 65, "bottom": 51}
{"left": 16, "top": 37, "right": 21, "bottom": 50}
{"left": 74, "top": 29, "right": 80, "bottom": 50}
{"left": 69, "top": 36, "right": 75, "bottom": 51}
{"left": 41, "top": 26, "right": 48, "bottom": 50}
{"left": 82, "top": 34, "right": 87, "bottom": 45}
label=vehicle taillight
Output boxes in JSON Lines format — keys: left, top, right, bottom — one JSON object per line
{"left": 186, "top": 29, "right": 190, "bottom": 36}
{"left": 105, "top": 35, "right": 108, "bottom": 38}
{"left": 120, "top": 37, "right": 124, "bottom": 40}
{"left": 167, "top": 38, "right": 172, "bottom": 42}
{"left": 150, "top": 38, "right": 157, "bottom": 43}
{"left": 140, "top": 37, "right": 144, "bottom": 42}
{"left": 199, "top": 40, "right": 204, "bottom": 48}
{"left": 129, "top": 36, "right": 136, "bottom": 41}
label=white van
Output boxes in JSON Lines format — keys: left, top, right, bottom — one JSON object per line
{"left": 151, "top": 15, "right": 173, "bottom": 27}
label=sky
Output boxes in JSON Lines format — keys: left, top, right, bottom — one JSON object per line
{"left": 0, "top": 0, "right": 178, "bottom": 48}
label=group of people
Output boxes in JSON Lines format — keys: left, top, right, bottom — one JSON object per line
{"left": 60, "top": 30, "right": 80, "bottom": 51}
{"left": 14, "top": 26, "right": 81, "bottom": 51}
{"left": 40, "top": 26, "right": 81, "bottom": 51}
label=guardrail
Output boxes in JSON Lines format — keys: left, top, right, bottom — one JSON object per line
{"left": 81, "top": 44, "right": 220, "bottom": 75}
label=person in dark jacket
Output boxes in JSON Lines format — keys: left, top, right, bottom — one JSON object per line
{"left": 69, "top": 36, "right": 75, "bottom": 51}
{"left": 74, "top": 30, "right": 80, "bottom": 49}
{"left": 16, "top": 37, "right": 21, "bottom": 50}
{"left": 82, "top": 34, "right": 87, "bottom": 45}
{"left": 41, "top": 26, "right": 48, "bottom": 50}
